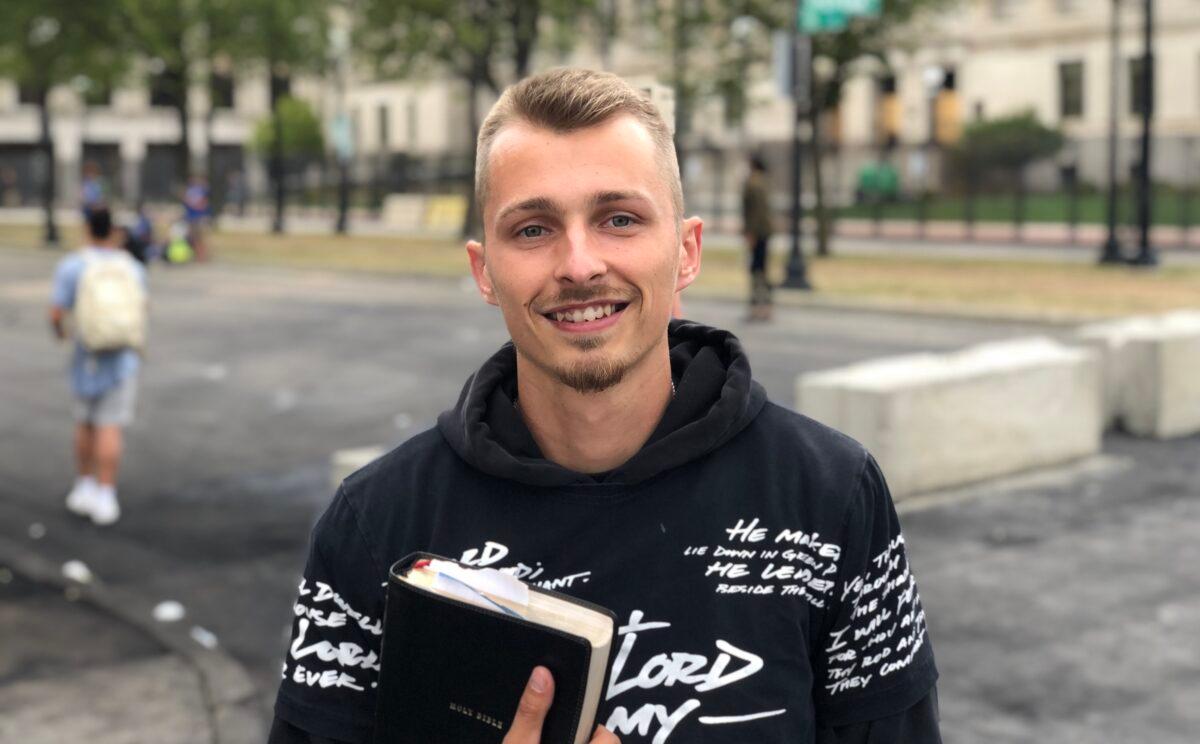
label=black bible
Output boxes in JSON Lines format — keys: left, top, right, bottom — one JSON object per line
{"left": 371, "top": 552, "right": 617, "bottom": 744}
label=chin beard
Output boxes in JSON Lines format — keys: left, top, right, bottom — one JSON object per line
{"left": 552, "top": 355, "right": 630, "bottom": 393}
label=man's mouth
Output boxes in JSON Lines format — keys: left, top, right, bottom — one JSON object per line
{"left": 541, "top": 301, "right": 630, "bottom": 326}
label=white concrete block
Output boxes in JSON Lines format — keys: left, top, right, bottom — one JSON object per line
{"left": 330, "top": 446, "right": 386, "bottom": 493}
{"left": 380, "top": 194, "right": 427, "bottom": 231}
{"left": 797, "top": 337, "right": 1102, "bottom": 497}
{"left": 1078, "top": 311, "right": 1200, "bottom": 439}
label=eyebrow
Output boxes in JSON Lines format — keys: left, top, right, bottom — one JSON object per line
{"left": 590, "top": 190, "right": 651, "bottom": 208}
{"left": 496, "top": 196, "right": 560, "bottom": 224}
{"left": 495, "top": 190, "right": 655, "bottom": 224}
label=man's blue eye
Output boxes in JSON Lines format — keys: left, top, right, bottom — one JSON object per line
{"left": 611, "top": 215, "right": 633, "bottom": 228}
{"left": 520, "top": 225, "right": 544, "bottom": 238}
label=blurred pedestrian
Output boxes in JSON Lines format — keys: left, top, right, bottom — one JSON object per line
{"left": 182, "top": 174, "right": 211, "bottom": 261}
{"left": 121, "top": 202, "right": 156, "bottom": 264}
{"left": 49, "top": 207, "right": 147, "bottom": 526}
{"left": 80, "top": 161, "right": 108, "bottom": 221}
{"left": 742, "top": 155, "right": 773, "bottom": 322}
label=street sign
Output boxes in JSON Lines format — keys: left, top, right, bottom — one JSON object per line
{"left": 800, "top": 0, "right": 881, "bottom": 33}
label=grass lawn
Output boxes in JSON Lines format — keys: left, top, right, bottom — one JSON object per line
{"left": 2, "top": 222, "right": 1197, "bottom": 319}
{"left": 839, "top": 189, "right": 1200, "bottom": 226}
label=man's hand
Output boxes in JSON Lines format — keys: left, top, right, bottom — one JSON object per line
{"left": 502, "top": 667, "right": 619, "bottom": 744}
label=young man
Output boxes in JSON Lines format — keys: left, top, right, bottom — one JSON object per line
{"left": 51, "top": 208, "right": 147, "bottom": 526}
{"left": 271, "top": 69, "right": 940, "bottom": 744}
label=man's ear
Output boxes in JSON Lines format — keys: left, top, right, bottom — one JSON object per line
{"left": 466, "top": 240, "right": 498, "bottom": 306}
{"left": 675, "top": 216, "right": 703, "bottom": 293}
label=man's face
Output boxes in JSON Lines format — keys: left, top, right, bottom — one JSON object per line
{"left": 467, "top": 114, "right": 701, "bottom": 393}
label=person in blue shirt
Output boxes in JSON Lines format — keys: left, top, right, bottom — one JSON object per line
{"left": 50, "top": 208, "right": 147, "bottom": 526}
{"left": 79, "top": 161, "right": 107, "bottom": 221}
{"left": 182, "top": 175, "right": 211, "bottom": 262}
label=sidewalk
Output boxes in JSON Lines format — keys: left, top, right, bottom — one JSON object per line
{"left": 0, "top": 522, "right": 265, "bottom": 744}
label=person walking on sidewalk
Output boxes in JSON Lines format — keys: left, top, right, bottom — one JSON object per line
{"left": 50, "top": 207, "right": 148, "bottom": 526}
{"left": 742, "top": 155, "right": 774, "bottom": 322}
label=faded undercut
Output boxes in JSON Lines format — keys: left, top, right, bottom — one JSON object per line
{"left": 474, "top": 68, "right": 683, "bottom": 223}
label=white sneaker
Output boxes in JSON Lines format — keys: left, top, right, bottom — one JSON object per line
{"left": 65, "top": 478, "right": 98, "bottom": 517}
{"left": 89, "top": 485, "right": 121, "bottom": 526}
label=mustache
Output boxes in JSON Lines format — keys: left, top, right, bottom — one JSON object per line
{"left": 537, "top": 286, "right": 637, "bottom": 312}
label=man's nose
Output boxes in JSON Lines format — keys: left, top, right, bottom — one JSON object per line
{"left": 553, "top": 224, "right": 606, "bottom": 284}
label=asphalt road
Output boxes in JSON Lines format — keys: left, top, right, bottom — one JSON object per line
{"left": 1, "top": 247, "right": 1196, "bottom": 742}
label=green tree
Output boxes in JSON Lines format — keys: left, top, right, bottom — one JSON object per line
{"left": 356, "top": 0, "right": 591, "bottom": 238}
{"left": 119, "top": 0, "right": 248, "bottom": 203}
{"left": 0, "top": 1, "right": 123, "bottom": 246}
{"left": 648, "top": 1, "right": 950, "bottom": 256}
{"left": 251, "top": 96, "right": 326, "bottom": 158}
{"left": 233, "top": 0, "right": 330, "bottom": 233}
{"left": 953, "top": 111, "right": 1065, "bottom": 183}
{"left": 803, "top": 0, "right": 953, "bottom": 255}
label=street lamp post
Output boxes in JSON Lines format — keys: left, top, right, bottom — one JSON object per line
{"left": 782, "top": 7, "right": 812, "bottom": 290}
{"left": 1099, "top": 0, "right": 1125, "bottom": 264}
{"left": 1130, "top": 0, "right": 1157, "bottom": 266}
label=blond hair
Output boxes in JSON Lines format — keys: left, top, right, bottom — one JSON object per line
{"left": 475, "top": 68, "right": 683, "bottom": 221}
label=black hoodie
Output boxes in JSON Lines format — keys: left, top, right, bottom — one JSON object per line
{"left": 272, "top": 320, "right": 939, "bottom": 744}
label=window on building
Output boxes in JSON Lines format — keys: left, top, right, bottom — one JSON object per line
{"left": 941, "top": 69, "right": 957, "bottom": 91}
{"left": 973, "top": 101, "right": 985, "bottom": 120}
{"left": 270, "top": 74, "right": 291, "bottom": 103}
{"left": 879, "top": 75, "right": 896, "bottom": 95}
{"left": 18, "top": 83, "right": 40, "bottom": 105}
{"left": 1128, "top": 57, "right": 1153, "bottom": 116}
{"left": 210, "top": 72, "right": 234, "bottom": 110}
{"left": 1059, "top": 60, "right": 1084, "bottom": 119}
{"left": 378, "top": 104, "right": 390, "bottom": 151}
{"left": 148, "top": 69, "right": 183, "bottom": 108}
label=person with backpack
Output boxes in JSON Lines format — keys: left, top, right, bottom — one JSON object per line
{"left": 49, "top": 208, "right": 148, "bottom": 526}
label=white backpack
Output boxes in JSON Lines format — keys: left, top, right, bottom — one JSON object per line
{"left": 76, "top": 253, "right": 146, "bottom": 352}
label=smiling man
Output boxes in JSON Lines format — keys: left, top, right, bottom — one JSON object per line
{"left": 270, "top": 69, "right": 941, "bottom": 744}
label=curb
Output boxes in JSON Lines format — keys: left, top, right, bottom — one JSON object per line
{"left": 0, "top": 535, "right": 264, "bottom": 744}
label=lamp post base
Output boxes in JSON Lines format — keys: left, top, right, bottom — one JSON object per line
{"left": 1098, "top": 236, "right": 1124, "bottom": 265}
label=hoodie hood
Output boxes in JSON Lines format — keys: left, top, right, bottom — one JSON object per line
{"left": 436, "top": 319, "right": 767, "bottom": 487}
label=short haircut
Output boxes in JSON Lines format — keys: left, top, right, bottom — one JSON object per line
{"left": 87, "top": 208, "right": 113, "bottom": 240}
{"left": 475, "top": 68, "right": 683, "bottom": 223}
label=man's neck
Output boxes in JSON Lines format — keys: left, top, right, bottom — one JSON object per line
{"left": 514, "top": 343, "right": 674, "bottom": 475}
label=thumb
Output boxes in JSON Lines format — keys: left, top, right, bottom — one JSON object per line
{"left": 503, "top": 667, "right": 555, "bottom": 744}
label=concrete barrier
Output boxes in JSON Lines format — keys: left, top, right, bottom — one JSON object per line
{"left": 1077, "top": 311, "right": 1200, "bottom": 439}
{"left": 381, "top": 195, "right": 427, "bottom": 231}
{"left": 330, "top": 446, "right": 386, "bottom": 493}
{"left": 796, "top": 337, "right": 1102, "bottom": 497}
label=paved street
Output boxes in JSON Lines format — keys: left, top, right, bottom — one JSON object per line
{"left": 1, "top": 246, "right": 1197, "bottom": 743}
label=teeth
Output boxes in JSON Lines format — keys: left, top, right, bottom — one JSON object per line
{"left": 552, "top": 303, "right": 619, "bottom": 323}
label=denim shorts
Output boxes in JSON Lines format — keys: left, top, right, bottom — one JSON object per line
{"left": 73, "top": 375, "right": 138, "bottom": 427}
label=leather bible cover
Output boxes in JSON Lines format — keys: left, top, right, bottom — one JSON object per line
{"left": 371, "top": 552, "right": 617, "bottom": 744}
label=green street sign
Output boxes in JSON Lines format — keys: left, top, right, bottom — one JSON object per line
{"left": 799, "top": 0, "right": 881, "bottom": 32}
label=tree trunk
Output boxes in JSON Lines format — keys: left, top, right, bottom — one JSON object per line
{"left": 270, "top": 70, "right": 286, "bottom": 234}
{"left": 205, "top": 108, "right": 219, "bottom": 227}
{"left": 809, "top": 86, "right": 831, "bottom": 257}
{"left": 169, "top": 64, "right": 191, "bottom": 190}
{"left": 461, "top": 74, "right": 482, "bottom": 240}
{"left": 37, "top": 87, "right": 59, "bottom": 248}
{"left": 511, "top": 0, "right": 537, "bottom": 79}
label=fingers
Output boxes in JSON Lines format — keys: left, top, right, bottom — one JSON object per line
{"left": 502, "top": 666, "right": 555, "bottom": 744}
{"left": 591, "top": 724, "right": 621, "bottom": 743}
